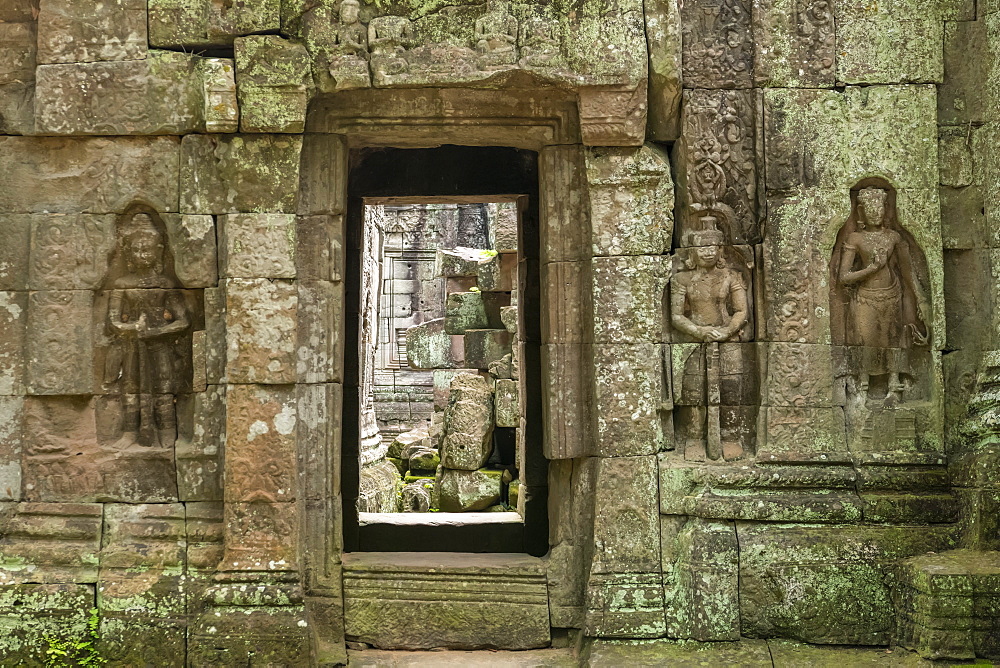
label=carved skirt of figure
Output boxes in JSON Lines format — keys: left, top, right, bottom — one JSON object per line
{"left": 680, "top": 343, "right": 757, "bottom": 406}
{"left": 852, "top": 279, "right": 904, "bottom": 375}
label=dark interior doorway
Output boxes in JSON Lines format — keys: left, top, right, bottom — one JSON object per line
{"left": 342, "top": 146, "right": 545, "bottom": 555}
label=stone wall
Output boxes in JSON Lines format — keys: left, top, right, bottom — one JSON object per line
{"left": 0, "top": 0, "right": 997, "bottom": 663}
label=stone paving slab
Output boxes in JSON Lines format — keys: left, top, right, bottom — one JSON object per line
{"left": 583, "top": 639, "right": 772, "bottom": 667}
{"left": 348, "top": 649, "right": 578, "bottom": 667}
{"left": 768, "top": 641, "right": 943, "bottom": 667}
{"left": 349, "top": 640, "right": 997, "bottom": 666}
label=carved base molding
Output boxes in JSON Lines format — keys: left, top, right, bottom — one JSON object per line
{"left": 343, "top": 552, "right": 549, "bottom": 650}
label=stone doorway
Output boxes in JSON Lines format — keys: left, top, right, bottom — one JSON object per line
{"left": 341, "top": 146, "right": 545, "bottom": 555}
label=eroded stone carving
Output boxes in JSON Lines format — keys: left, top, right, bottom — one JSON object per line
{"left": 328, "top": 0, "right": 370, "bottom": 89}
{"left": 831, "top": 180, "right": 931, "bottom": 406}
{"left": 474, "top": 0, "right": 518, "bottom": 68}
{"left": 519, "top": 14, "right": 562, "bottom": 68}
{"left": 681, "top": 0, "right": 753, "bottom": 88}
{"left": 100, "top": 207, "right": 192, "bottom": 451}
{"left": 368, "top": 14, "right": 415, "bottom": 82}
{"left": 670, "top": 220, "right": 757, "bottom": 461}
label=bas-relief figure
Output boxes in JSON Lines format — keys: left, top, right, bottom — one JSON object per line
{"left": 474, "top": 0, "right": 518, "bottom": 67}
{"left": 333, "top": 0, "right": 368, "bottom": 59}
{"left": 325, "top": 0, "right": 372, "bottom": 89}
{"left": 101, "top": 209, "right": 191, "bottom": 452}
{"left": 519, "top": 15, "right": 562, "bottom": 68}
{"left": 368, "top": 14, "right": 415, "bottom": 78}
{"left": 670, "top": 218, "right": 757, "bottom": 462}
{"left": 831, "top": 180, "right": 931, "bottom": 407}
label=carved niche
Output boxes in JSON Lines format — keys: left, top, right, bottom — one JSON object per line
{"left": 94, "top": 204, "right": 204, "bottom": 454}
{"left": 830, "top": 179, "right": 934, "bottom": 455}
{"left": 669, "top": 217, "right": 759, "bottom": 462}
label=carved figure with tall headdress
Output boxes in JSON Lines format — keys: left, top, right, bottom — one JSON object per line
{"left": 831, "top": 178, "right": 930, "bottom": 405}
{"left": 103, "top": 208, "right": 190, "bottom": 450}
{"left": 670, "top": 213, "right": 756, "bottom": 461}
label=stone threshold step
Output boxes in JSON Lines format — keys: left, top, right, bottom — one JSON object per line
{"left": 349, "top": 640, "right": 985, "bottom": 667}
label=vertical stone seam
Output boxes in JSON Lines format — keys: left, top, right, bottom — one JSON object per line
{"left": 733, "top": 519, "right": 743, "bottom": 642}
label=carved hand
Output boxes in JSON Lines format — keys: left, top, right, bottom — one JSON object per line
{"left": 869, "top": 248, "right": 889, "bottom": 270}
{"left": 917, "top": 300, "right": 931, "bottom": 323}
{"left": 700, "top": 326, "right": 728, "bottom": 342}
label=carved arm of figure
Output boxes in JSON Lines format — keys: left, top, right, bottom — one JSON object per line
{"left": 108, "top": 290, "right": 139, "bottom": 335}
{"left": 837, "top": 235, "right": 886, "bottom": 286}
{"left": 140, "top": 292, "right": 190, "bottom": 341}
{"left": 722, "top": 275, "right": 749, "bottom": 340}
{"left": 894, "top": 235, "right": 931, "bottom": 328}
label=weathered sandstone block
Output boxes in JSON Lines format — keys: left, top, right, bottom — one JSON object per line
{"left": 0, "top": 137, "right": 180, "bottom": 214}
{"left": 592, "top": 343, "right": 665, "bottom": 457}
{"left": 235, "top": 35, "right": 312, "bottom": 133}
{"left": 406, "top": 318, "right": 461, "bottom": 370}
{"left": 201, "top": 58, "right": 239, "bottom": 133}
{"left": 835, "top": 0, "right": 943, "bottom": 84}
{"left": 35, "top": 52, "right": 205, "bottom": 135}
{"left": 445, "top": 291, "right": 488, "bottom": 334}
{"left": 464, "top": 329, "right": 512, "bottom": 370}
{"left": 494, "top": 378, "right": 519, "bottom": 428}
{"left": 591, "top": 255, "right": 666, "bottom": 344}
{"left": 149, "top": 0, "right": 281, "bottom": 49}
{"left": 37, "top": 0, "right": 147, "bottom": 64}
{"left": 0, "top": 396, "right": 23, "bottom": 501}
{"left": 225, "top": 384, "right": 297, "bottom": 503}
{"left": 440, "top": 372, "right": 493, "bottom": 471}
{"left": 586, "top": 145, "right": 674, "bottom": 256}
{"left": 225, "top": 279, "right": 297, "bottom": 384}
{"left": 437, "top": 467, "right": 502, "bottom": 512}
{"left": 221, "top": 213, "right": 296, "bottom": 279}
{"left": 26, "top": 291, "right": 91, "bottom": 395}
{"left": 180, "top": 134, "right": 302, "bottom": 214}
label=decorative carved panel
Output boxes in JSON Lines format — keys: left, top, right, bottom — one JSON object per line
{"left": 675, "top": 89, "right": 760, "bottom": 246}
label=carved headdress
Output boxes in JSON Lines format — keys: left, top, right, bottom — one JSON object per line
{"left": 104, "top": 204, "right": 180, "bottom": 289}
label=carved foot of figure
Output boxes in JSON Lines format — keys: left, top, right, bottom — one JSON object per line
{"left": 157, "top": 429, "right": 176, "bottom": 450}
{"left": 884, "top": 374, "right": 905, "bottom": 407}
{"left": 110, "top": 431, "right": 139, "bottom": 451}
{"left": 684, "top": 439, "right": 707, "bottom": 462}
{"left": 722, "top": 441, "right": 744, "bottom": 462}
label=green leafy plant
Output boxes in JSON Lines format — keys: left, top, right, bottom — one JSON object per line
{"left": 43, "top": 607, "right": 106, "bottom": 667}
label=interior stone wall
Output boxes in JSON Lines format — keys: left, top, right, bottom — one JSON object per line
{"left": 0, "top": 0, "right": 998, "bottom": 664}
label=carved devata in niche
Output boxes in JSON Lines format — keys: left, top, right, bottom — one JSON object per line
{"left": 670, "top": 213, "right": 757, "bottom": 462}
{"left": 831, "top": 178, "right": 931, "bottom": 407}
{"left": 99, "top": 205, "right": 193, "bottom": 452}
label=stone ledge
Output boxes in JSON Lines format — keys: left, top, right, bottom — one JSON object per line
{"left": 343, "top": 551, "right": 549, "bottom": 650}
{"left": 358, "top": 511, "right": 522, "bottom": 527}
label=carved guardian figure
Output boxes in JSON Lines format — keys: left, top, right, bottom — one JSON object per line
{"left": 670, "top": 218, "right": 756, "bottom": 462}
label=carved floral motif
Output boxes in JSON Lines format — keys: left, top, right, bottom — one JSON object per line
{"left": 681, "top": 0, "right": 753, "bottom": 88}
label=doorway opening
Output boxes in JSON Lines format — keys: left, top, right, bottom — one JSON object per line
{"left": 342, "top": 146, "right": 545, "bottom": 554}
